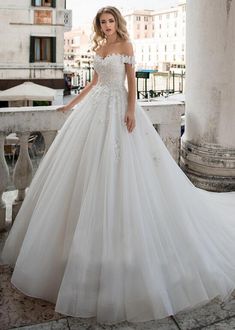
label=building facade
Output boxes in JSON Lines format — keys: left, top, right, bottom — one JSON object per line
{"left": 63, "top": 27, "right": 93, "bottom": 88}
{"left": 124, "top": 2, "right": 186, "bottom": 72}
{"left": 0, "top": 0, "right": 72, "bottom": 105}
{"left": 124, "top": 9, "right": 155, "bottom": 40}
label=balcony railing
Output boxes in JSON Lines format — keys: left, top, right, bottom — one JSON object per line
{"left": 0, "top": 101, "right": 185, "bottom": 231}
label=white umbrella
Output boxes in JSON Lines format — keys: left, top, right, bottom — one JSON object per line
{"left": 0, "top": 81, "right": 56, "bottom": 101}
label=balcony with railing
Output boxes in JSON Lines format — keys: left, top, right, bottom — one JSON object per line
{"left": 0, "top": 100, "right": 185, "bottom": 231}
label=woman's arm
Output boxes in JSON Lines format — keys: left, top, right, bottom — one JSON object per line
{"left": 123, "top": 42, "right": 136, "bottom": 133}
{"left": 57, "top": 71, "right": 98, "bottom": 112}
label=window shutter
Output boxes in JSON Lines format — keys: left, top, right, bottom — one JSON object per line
{"left": 31, "top": 0, "right": 36, "bottom": 6}
{"left": 51, "top": 37, "right": 56, "bottom": 62}
{"left": 29, "top": 36, "right": 35, "bottom": 63}
{"left": 52, "top": 0, "right": 56, "bottom": 8}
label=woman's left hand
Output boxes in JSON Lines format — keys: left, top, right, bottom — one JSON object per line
{"left": 124, "top": 111, "right": 136, "bottom": 133}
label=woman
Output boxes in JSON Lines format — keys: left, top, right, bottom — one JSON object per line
{"left": 1, "top": 6, "right": 235, "bottom": 324}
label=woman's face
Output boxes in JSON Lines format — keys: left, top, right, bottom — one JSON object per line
{"left": 99, "top": 13, "right": 116, "bottom": 37}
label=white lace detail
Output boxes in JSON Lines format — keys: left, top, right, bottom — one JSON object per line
{"left": 121, "top": 55, "right": 135, "bottom": 67}
{"left": 113, "top": 138, "right": 121, "bottom": 161}
{"left": 94, "top": 54, "right": 135, "bottom": 90}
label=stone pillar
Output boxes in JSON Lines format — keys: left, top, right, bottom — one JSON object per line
{"left": 181, "top": 0, "right": 235, "bottom": 191}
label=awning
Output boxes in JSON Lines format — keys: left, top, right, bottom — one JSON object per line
{"left": 0, "top": 82, "right": 56, "bottom": 101}
{"left": 138, "top": 69, "right": 158, "bottom": 73}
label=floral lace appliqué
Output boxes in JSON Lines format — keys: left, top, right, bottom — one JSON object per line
{"left": 113, "top": 138, "right": 121, "bottom": 161}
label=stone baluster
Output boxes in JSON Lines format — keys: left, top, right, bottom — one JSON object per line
{"left": 0, "top": 132, "right": 10, "bottom": 231}
{"left": 12, "top": 132, "right": 33, "bottom": 221}
{"left": 42, "top": 130, "right": 57, "bottom": 155}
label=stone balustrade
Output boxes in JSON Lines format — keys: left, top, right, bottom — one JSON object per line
{"left": 140, "top": 99, "right": 185, "bottom": 162}
{"left": 0, "top": 101, "right": 185, "bottom": 231}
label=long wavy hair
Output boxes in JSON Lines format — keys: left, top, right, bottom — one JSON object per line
{"left": 92, "top": 6, "right": 129, "bottom": 51}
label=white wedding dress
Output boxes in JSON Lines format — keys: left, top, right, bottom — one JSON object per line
{"left": 1, "top": 53, "right": 235, "bottom": 324}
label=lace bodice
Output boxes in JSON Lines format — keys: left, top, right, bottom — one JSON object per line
{"left": 93, "top": 53, "right": 135, "bottom": 90}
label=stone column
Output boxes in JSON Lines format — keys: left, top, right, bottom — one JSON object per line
{"left": 181, "top": 0, "right": 235, "bottom": 191}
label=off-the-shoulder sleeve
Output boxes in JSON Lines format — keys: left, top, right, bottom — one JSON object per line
{"left": 122, "top": 55, "right": 135, "bottom": 68}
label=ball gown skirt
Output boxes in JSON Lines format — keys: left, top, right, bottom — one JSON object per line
{"left": 1, "top": 54, "right": 235, "bottom": 324}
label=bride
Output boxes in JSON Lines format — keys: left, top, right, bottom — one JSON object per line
{"left": 1, "top": 6, "right": 235, "bottom": 324}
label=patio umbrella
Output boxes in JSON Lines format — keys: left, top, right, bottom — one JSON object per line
{"left": 0, "top": 81, "right": 56, "bottom": 101}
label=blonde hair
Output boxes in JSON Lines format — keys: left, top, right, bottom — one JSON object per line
{"left": 92, "top": 6, "right": 129, "bottom": 51}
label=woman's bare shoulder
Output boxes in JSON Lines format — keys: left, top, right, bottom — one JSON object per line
{"left": 120, "top": 40, "right": 134, "bottom": 56}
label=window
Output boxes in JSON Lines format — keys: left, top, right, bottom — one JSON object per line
{"left": 166, "top": 13, "right": 170, "bottom": 19}
{"left": 159, "top": 15, "right": 162, "bottom": 20}
{"left": 173, "top": 44, "right": 176, "bottom": 50}
{"left": 174, "top": 12, "right": 178, "bottom": 18}
{"left": 165, "top": 45, "right": 167, "bottom": 52}
{"left": 30, "top": 36, "right": 56, "bottom": 62}
{"left": 144, "top": 16, "right": 148, "bottom": 22}
{"left": 32, "top": 0, "right": 56, "bottom": 7}
{"left": 137, "top": 24, "right": 140, "bottom": 30}
{"left": 136, "top": 16, "right": 141, "bottom": 21}
{"left": 145, "top": 25, "right": 147, "bottom": 30}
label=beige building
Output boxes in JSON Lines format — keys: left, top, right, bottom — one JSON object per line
{"left": 124, "top": 2, "right": 186, "bottom": 72}
{"left": 0, "top": 0, "right": 72, "bottom": 105}
{"left": 64, "top": 27, "right": 93, "bottom": 87}
{"left": 124, "top": 9, "right": 155, "bottom": 40}
{"left": 64, "top": 27, "right": 92, "bottom": 70}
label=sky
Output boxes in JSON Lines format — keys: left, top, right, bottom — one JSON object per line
{"left": 66, "top": 0, "right": 179, "bottom": 28}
